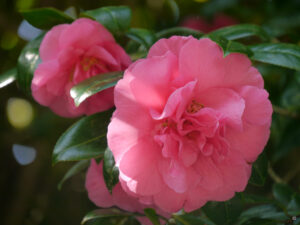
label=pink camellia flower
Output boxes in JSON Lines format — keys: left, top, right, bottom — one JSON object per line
{"left": 85, "top": 160, "right": 168, "bottom": 225}
{"left": 107, "top": 36, "right": 272, "bottom": 213}
{"left": 31, "top": 18, "right": 131, "bottom": 117}
{"left": 181, "top": 14, "right": 237, "bottom": 33}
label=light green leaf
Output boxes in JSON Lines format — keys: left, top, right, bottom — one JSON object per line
{"left": 126, "top": 28, "right": 157, "bottom": 50}
{"left": 70, "top": 71, "right": 123, "bottom": 107}
{"left": 209, "top": 24, "right": 270, "bottom": 41}
{"left": 58, "top": 160, "right": 90, "bottom": 190}
{"left": 250, "top": 43, "right": 300, "bottom": 71}
{"left": 0, "top": 68, "right": 17, "bottom": 88}
{"left": 103, "top": 148, "right": 119, "bottom": 193}
{"left": 80, "top": 6, "right": 131, "bottom": 35}
{"left": 52, "top": 111, "right": 112, "bottom": 164}
{"left": 21, "top": 7, "right": 73, "bottom": 29}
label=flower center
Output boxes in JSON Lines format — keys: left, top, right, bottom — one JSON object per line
{"left": 186, "top": 100, "right": 204, "bottom": 113}
{"left": 81, "top": 57, "right": 99, "bottom": 72}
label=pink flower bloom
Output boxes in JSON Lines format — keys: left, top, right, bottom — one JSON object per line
{"left": 85, "top": 160, "right": 168, "bottom": 225}
{"left": 107, "top": 36, "right": 272, "bottom": 213}
{"left": 31, "top": 18, "right": 131, "bottom": 117}
{"left": 181, "top": 14, "right": 237, "bottom": 33}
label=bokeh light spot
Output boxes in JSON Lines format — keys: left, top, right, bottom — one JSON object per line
{"left": 7, "top": 98, "right": 34, "bottom": 129}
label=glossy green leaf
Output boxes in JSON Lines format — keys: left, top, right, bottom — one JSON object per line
{"left": 250, "top": 43, "right": 300, "bottom": 71}
{"left": 0, "top": 68, "right": 17, "bottom": 88}
{"left": 206, "top": 34, "right": 253, "bottom": 57}
{"left": 70, "top": 71, "right": 123, "bottom": 107}
{"left": 103, "top": 148, "right": 119, "bottom": 193}
{"left": 126, "top": 28, "right": 157, "bottom": 50}
{"left": 21, "top": 7, "right": 73, "bottom": 29}
{"left": 17, "top": 33, "right": 43, "bottom": 95}
{"left": 144, "top": 208, "right": 160, "bottom": 225}
{"left": 156, "top": 27, "right": 203, "bottom": 39}
{"left": 209, "top": 24, "right": 270, "bottom": 41}
{"left": 82, "top": 208, "right": 128, "bottom": 225}
{"left": 80, "top": 6, "right": 131, "bottom": 35}
{"left": 173, "top": 214, "right": 215, "bottom": 225}
{"left": 273, "top": 183, "right": 294, "bottom": 207}
{"left": 58, "top": 160, "right": 89, "bottom": 190}
{"left": 53, "top": 111, "right": 113, "bottom": 164}
{"left": 249, "top": 152, "right": 268, "bottom": 186}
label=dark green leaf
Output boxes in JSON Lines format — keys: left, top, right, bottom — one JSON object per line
{"left": 250, "top": 43, "right": 300, "bottom": 71}
{"left": 249, "top": 152, "right": 268, "bottom": 186}
{"left": 273, "top": 183, "right": 294, "bottom": 207}
{"left": 126, "top": 28, "right": 157, "bottom": 50}
{"left": 82, "top": 208, "right": 128, "bottom": 225}
{"left": 80, "top": 6, "right": 131, "bottom": 35}
{"left": 173, "top": 214, "right": 215, "bottom": 225}
{"left": 144, "top": 208, "right": 161, "bottom": 225}
{"left": 209, "top": 24, "right": 270, "bottom": 41}
{"left": 103, "top": 148, "right": 119, "bottom": 193}
{"left": 287, "top": 194, "right": 300, "bottom": 216}
{"left": 281, "top": 86, "right": 300, "bottom": 112}
{"left": 239, "top": 204, "right": 288, "bottom": 221}
{"left": 164, "top": 0, "right": 180, "bottom": 24}
{"left": 17, "top": 33, "right": 44, "bottom": 95}
{"left": 70, "top": 71, "right": 123, "bottom": 107}
{"left": 21, "top": 7, "right": 73, "bottom": 29}
{"left": 58, "top": 160, "right": 89, "bottom": 190}
{"left": 123, "top": 217, "right": 142, "bottom": 225}
{"left": 238, "top": 193, "right": 274, "bottom": 204}
{"left": 156, "top": 27, "right": 203, "bottom": 39}
{"left": 206, "top": 34, "right": 253, "bottom": 57}
{"left": 53, "top": 111, "right": 112, "bottom": 164}
{"left": 0, "top": 68, "right": 17, "bottom": 88}
{"left": 202, "top": 195, "right": 243, "bottom": 225}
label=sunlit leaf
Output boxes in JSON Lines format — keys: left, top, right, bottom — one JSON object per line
{"left": 70, "top": 71, "right": 123, "bottom": 107}
{"left": 0, "top": 68, "right": 17, "bottom": 88}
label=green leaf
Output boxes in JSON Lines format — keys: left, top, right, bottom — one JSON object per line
{"left": 0, "top": 68, "right": 17, "bottom": 88}
{"left": 58, "top": 160, "right": 89, "bottom": 190}
{"left": 156, "top": 27, "right": 203, "bottom": 39}
{"left": 144, "top": 208, "right": 161, "bottom": 225}
{"left": 52, "top": 111, "right": 113, "bottom": 164}
{"left": 80, "top": 6, "right": 131, "bottom": 35}
{"left": 287, "top": 194, "right": 300, "bottom": 215}
{"left": 206, "top": 34, "right": 253, "bottom": 57}
{"left": 202, "top": 195, "right": 243, "bottom": 225}
{"left": 250, "top": 43, "right": 300, "bottom": 71}
{"left": 126, "top": 28, "right": 157, "bottom": 50}
{"left": 238, "top": 193, "right": 274, "bottom": 204}
{"left": 273, "top": 183, "right": 294, "bottom": 207}
{"left": 17, "top": 33, "right": 44, "bottom": 95}
{"left": 70, "top": 71, "right": 123, "bottom": 107}
{"left": 209, "top": 24, "right": 270, "bottom": 41}
{"left": 21, "top": 7, "right": 74, "bottom": 29}
{"left": 173, "top": 214, "right": 215, "bottom": 225}
{"left": 103, "top": 148, "right": 119, "bottom": 193}
{"left": 249, "top": 152, "right": 268, "bottom": 186}
{"left": 82, "top": 208, "right": 129, "bottom": 225}
{"left": 239, "top": 204, "right": 288, "bottom": 221}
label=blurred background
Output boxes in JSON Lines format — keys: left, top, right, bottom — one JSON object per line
{"left": 1, "top": 0, "right": 300, "bottom": 224}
